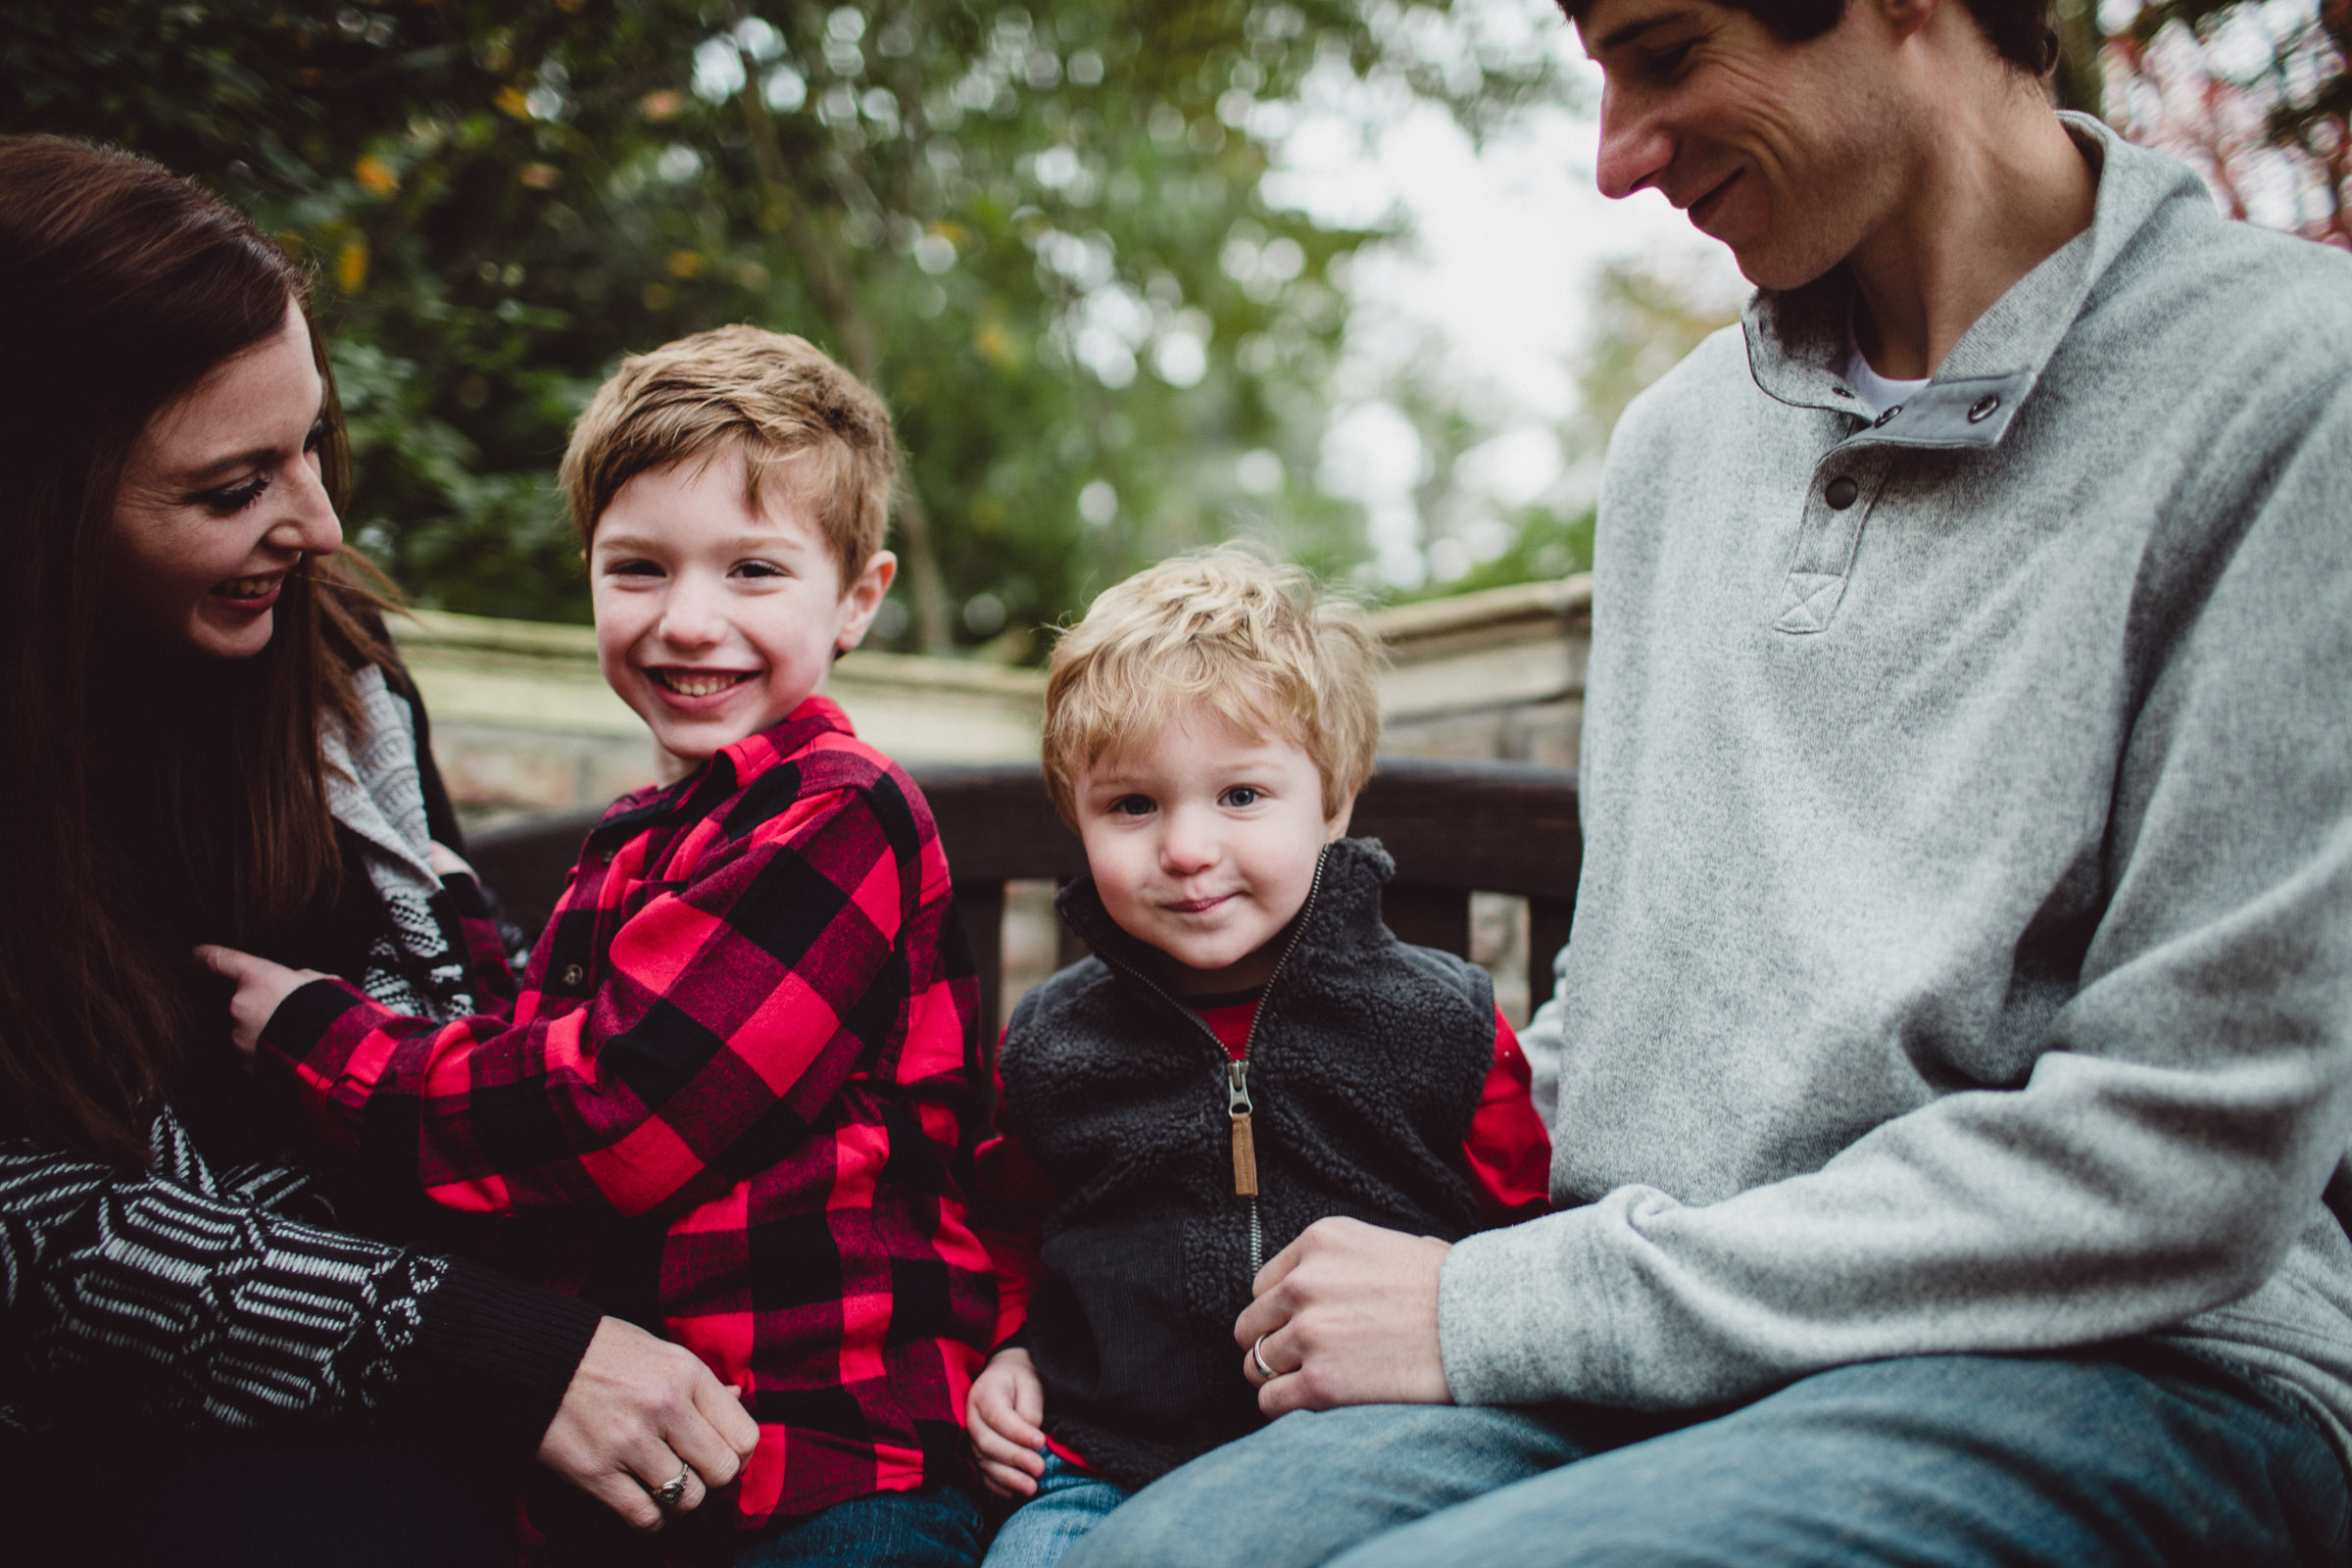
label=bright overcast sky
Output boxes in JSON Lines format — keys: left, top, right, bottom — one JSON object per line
{"left": 1266, "top": 0, "right": 1747, "bottom": 584}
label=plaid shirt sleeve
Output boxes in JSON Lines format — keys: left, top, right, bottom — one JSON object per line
{"left": 258, "top": 780, "right": 934, "bottom": 1222}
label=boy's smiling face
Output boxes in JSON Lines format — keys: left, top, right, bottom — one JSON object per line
{"left": 1074, "top": 696, "right": 1354, "bottom": 996}
{"left": 591, "top": 441, "right": 894, "bottom": 774}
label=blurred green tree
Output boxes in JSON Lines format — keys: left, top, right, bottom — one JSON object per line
{"left": 3, "top": 0, "right": 1565, "bottom": 644}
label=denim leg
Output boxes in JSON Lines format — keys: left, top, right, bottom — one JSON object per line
{"left": 1060, "top": 1403, "right": 1624, "bottom": 1568}
{"left": 734, "top": 1482, "right": 986, "bottom": 1568}
{"left": 1327, "top": 1348, "right": 2352, "bottom": 1568}
{"left": 981, "top": 1453, "right": 1133, "bottom": 1568}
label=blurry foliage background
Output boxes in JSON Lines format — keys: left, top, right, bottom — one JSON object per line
{"left": 3, "top": 0, "right": 2342, "bottom": 651}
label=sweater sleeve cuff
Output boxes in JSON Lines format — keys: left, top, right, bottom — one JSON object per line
{"left": 260, "top": 974, "right": 373, "bottom": 1061}
{"left": 1438, "top": 1209, "right": 1614, "bottom": 1406}
{"left": 394, "top": 1254, "right": 604, "bottom": 1455}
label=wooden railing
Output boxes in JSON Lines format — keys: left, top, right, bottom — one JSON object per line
{"left": 469, "top": 758, "right": 1582, "bottom": 1029}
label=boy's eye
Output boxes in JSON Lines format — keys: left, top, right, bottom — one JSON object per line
{"left": 733, "top": 560, "right": 784, "bottom": 579}
{"left": 1220, "top": 786, "right": 1261, "bottom": 808}
{"left": 1108, "top": 795, "right": 1155, "bottom": 818}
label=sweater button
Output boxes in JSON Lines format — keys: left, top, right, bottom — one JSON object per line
{"left": 1968, "top": 394, "right": 2000, "bottom": 422}
{"left": 1825, "top": 475, "right": 1859, "bottom": 510}
{"left": 561, "top": 963, "right": 586, "bottom": 989}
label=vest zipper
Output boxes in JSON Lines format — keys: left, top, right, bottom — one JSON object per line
{"left": 1093, "top": 847, "right": 1330, "bottom": 1283}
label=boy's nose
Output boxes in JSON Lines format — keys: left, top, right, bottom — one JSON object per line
{"left": 657, "top": 578, "right": 726, "bottom": 649}
{"left": 1157, "top": 807, "right": 1220, "bottom": 874}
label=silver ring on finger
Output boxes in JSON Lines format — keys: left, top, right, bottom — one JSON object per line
{"left": 646, "top": 1463, "right": 693, "bottom": 1508}
{"left": 1251, "top": 1333, "right": 1282, "bottom": 1383}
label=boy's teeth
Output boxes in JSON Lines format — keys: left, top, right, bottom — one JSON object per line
{"left": 656, "top": 669, "right": 748, "bottom": 697}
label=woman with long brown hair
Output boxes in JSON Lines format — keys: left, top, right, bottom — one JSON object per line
{"left": 0, "top": 135, "right": 757, "bottom": 1562}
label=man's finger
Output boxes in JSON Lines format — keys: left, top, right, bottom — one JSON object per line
{"left": 1250, "top": 1228, "right": 1312, "bottom": 1298}
{"left": 692, "top": 1375, "right": 760, "bottom": 1468}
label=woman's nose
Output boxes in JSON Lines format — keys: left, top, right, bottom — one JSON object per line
{"left": 270, "top": 459, "right": 343, "bottom": 556}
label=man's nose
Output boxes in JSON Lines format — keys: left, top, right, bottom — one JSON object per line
{"left": 1593, "top": 81, "right": 1670, "bottom": 202}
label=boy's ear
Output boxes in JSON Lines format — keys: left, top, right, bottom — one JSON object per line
{"left": 834, "top": 550, "right": 899, "bottom": 652}
{"left": 1324, "top": 789, "right": 1358, "bottom": 843}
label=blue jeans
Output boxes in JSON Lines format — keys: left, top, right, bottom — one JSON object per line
{"left": 1061, "top": 1347, "right": 2351, "bottom": 1567}
{"left": 983, "top": 1452, "right": 1132, "bottom": 1568}
{"left": 734, "top": 1482, "right": 986, "bottom": 1567}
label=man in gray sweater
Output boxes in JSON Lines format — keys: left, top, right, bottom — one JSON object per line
{"left": 1064, "top": 0, "right": 2352, "bottom": 1562}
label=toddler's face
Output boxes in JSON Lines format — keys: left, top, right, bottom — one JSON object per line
{"left": 1073, "top": 698, "right": 1351, "bottom": 995}
{"left": 590, "top": 442, "right": 893, "bottom": 774}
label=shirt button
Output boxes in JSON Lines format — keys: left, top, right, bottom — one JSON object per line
{"left": 1968, "top": 394, "right": 2000, "bottom": 422}
{"left": 1825, "top": 475, "right": 1860, "bottom": 510}
{"left": 561, "top": 963, "right": 586, "bottom": 989}
{"left": 1873, "top": 404, "right": 1902, "bottom": 427}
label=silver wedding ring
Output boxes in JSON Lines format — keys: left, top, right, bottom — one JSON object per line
{"left": 648, "top": 1463, "right": 693, "bottom": 1508}
{"left": 1251, "top": 1333, "right": 1281, "bottom": 1382}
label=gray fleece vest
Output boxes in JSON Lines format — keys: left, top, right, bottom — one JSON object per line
{"left": 999, "top": 836, "right": 1494, "bottom": 1490}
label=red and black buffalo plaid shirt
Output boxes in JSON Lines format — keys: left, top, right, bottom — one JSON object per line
{"left": 260, "top": 697, "right": 994, "bottom": 1528}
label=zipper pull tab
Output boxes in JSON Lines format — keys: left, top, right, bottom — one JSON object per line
{"left": 1227, "top": 1060, "right": 1258, "bottom": 1198}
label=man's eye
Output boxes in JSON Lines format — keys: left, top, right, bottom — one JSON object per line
{"left": 1644, "top": 41, "right": 1694, "bottom": 78}
{"left": 1221, "top": 787, "right": 1261, "bottom": 808}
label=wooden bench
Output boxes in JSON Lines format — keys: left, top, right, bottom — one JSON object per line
{"left": 468, "top": 757, "right": 1583, "bottom": 1029}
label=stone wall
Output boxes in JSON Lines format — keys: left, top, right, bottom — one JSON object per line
{"left": 399, "top": 573, "right": 1592, "bottom": 828}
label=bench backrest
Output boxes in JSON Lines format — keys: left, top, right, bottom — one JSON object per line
{"left": 467, "top": 757, "right": 1582, "bottom": 1030}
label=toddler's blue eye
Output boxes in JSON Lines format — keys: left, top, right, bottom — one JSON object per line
{"left": 1111, "top": 795, "right": 1154, "bottom": 817}
{"left": 1222, "top": 787, "right": 1260, "bottom": 808}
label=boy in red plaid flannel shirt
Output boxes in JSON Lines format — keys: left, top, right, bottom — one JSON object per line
{"left": 203, "top": 326, "right": 995, "bottom": 1566}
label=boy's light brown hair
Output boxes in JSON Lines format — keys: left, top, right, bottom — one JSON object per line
{"left": 1043, "top": 545, "right": 1383, "bottom": 825}
{"left": 560, "top": 323, "right": 897, "bottom": 584}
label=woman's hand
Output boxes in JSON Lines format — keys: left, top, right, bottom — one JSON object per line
{"left": 194, "top": 944, "right": 329, "bottom": 1062}
{"left": 539, "top": 1316, "right": 761, "bottom": 1531}
{"left": 426, "top": 840, "right": 476, "bottom": 882}
{"left": 966, "top": 1346, "right": 1049, "bottom": 1497}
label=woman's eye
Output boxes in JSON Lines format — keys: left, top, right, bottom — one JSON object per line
{"left": 195, "top": 474, "right": 270, "bottom": 514}
{"left": 1221, "top": 787, "right": 1261, "bottom": 808}
{"left": 303, "top": 416, "right": 332, "bottom": 454}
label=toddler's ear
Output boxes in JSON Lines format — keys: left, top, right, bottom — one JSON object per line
{"left": 1325, "top": 791, "right": 1358, "bottom": 842}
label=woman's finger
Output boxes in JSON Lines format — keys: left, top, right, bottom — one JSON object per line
{"left": 662, "top": 1407, "right": 742, "bottom": 1500}
{"left": 631, "top": 1450, "right": 705, "bottom": 1517}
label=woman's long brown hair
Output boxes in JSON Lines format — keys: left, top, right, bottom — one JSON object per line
{"left": 0, "top": 136, "right": 395, "bottom": 1163}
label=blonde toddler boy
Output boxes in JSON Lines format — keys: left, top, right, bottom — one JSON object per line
{"left": 966, "top": 547, "right": 1552, "bottom": 1568}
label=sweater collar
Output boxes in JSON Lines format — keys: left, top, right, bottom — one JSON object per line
{"left": 1739, "top": 114, "right": 2215, "bottom": 450}
{"left": 1053, "top": 835, "right": 1400, "bottom": 993}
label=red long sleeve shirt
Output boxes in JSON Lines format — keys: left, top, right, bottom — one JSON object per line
{"left": 259, "top": 698, "right": 994, "bottom": 1528}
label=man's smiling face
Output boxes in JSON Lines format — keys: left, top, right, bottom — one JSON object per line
{"left": 1579, "top": 0, "right": 1910, "bottom": 289}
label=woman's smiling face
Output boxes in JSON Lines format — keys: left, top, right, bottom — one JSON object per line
{"left": 108, "top": 300, "right": 343, "bottom": 660}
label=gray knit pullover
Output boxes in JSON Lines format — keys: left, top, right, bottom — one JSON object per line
{"left": 1456, "top": 116, "right": 2352, "bottom": 1461}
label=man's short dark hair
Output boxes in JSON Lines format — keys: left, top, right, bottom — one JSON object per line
{"left": 1558, "top": 0, "right": 2059, "bottom": 75}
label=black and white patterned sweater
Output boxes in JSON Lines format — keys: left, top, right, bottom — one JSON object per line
{"left": 0, "top": 664, "right": 597, "bottom": 1446}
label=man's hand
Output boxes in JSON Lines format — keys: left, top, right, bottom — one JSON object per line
{"left": 537, "top": 1317, "right": 760, "bottom": 1532}
{"left": 1233, "top": 1215, "right": 1454, "bottom": 1417}
{"left": 194, "top": 945, "right": 329, "bottom": 1062}
{"left": 966, "top": 1346, "right": 1049, "bottom": 1498}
